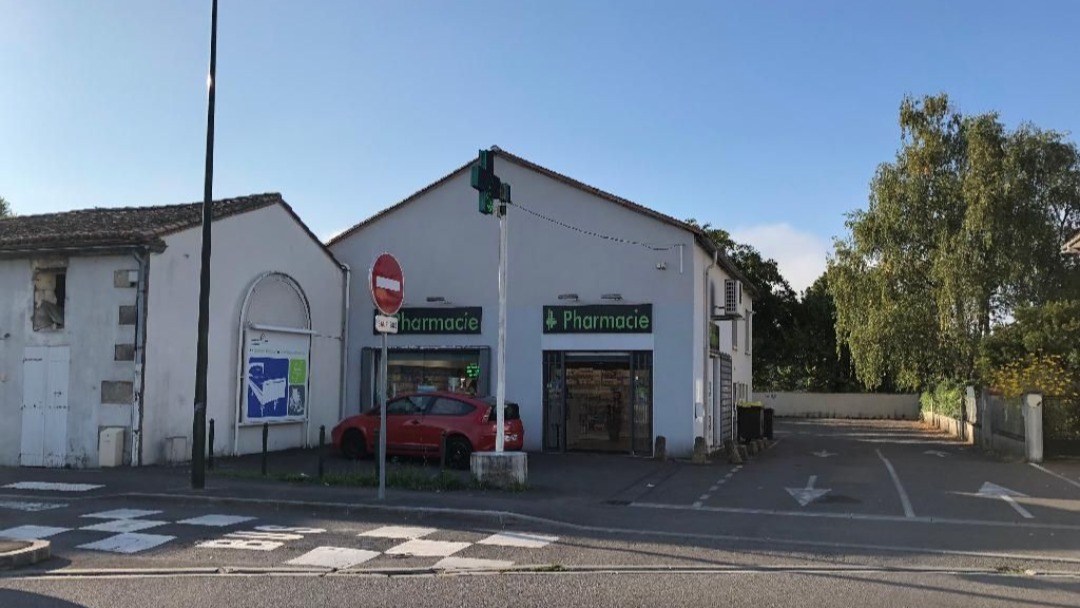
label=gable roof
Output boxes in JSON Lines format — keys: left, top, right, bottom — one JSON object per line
{"left": 328, "top": 147, "right": 754, "bottom": 295}
{"left": 0, "top": 193, "right": 339, "bottom": 265}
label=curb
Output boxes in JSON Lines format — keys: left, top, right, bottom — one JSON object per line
{"left": 0, "top": 540, "right": 51, "bottom": 570}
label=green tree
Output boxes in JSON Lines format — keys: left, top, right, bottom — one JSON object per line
{"left": 0, "top": 196, "right": 11, "bottom": 218}
{"left": 784, "top": 274, "right": 865, "bottom": 392}
{"left": 688, "top": 220, "right": 799, "bottom": 388}
{"left": 829, "top": 94, "right": 1080, "bottom": 391}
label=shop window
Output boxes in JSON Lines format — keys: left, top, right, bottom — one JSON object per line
{"left": 386, "top": 350, "right": 482, "bottom": 397}
{"left": 428, "top": 397, "right": 475, "bottom": 417}
{"left": 32, "top": 268, "right": 66, "bottom": 331}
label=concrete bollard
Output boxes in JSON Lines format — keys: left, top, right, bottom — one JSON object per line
{"left": 725, "top": 440, "right": 743, "bottom": 464}
{"left": 654, "top": 436, "right": 667, "bottom": 462}
{"left": 747, "top": 441, "right": 759, "bottom": 456}
{"left": 737, "top": 444, "right": 749, "bottom": 461}
{"left": 692, "top": 436, "right": 707, "bottom": 463}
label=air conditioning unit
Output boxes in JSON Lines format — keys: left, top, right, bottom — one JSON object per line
{"left": 712, "top": 279, "right": 743, "bottom": 321}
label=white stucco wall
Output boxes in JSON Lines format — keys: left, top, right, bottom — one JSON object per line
{"left": 757, "top": 392, "right": 919, "bottom": 419}
{"left": 331, "top": 156, "right": 752, "bottom": 455}
{"left": 141, "top": 203, "right": 344, "bottom": 464}
{"left": 0, "top": 255, "right": 140, "bottom": 467}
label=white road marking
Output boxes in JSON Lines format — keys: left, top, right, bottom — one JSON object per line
{"left": 977, "top": 482, "right": 1034, "bottom": 519}
{"left": 876, "top": 449, "right": 916, "bottom": 518}
{"left": 785, "top": 475, "right": 831, "bottom": 507}
{"left": 177, "top": 514, "right": 255, "bottom": 527}
{"left": 924, "top": 450, "right": 949, "bottom": 458}
{"left": 3, "top": 482, "right": 103, "bottom": 492}
{"left": 692, "top": 501, "right": 703, "bottom": 508}
{"left": 0, "top": 500, "right": 68, "bottom": 512}
{"left": 699, "top": 494, "right": 712, "bottom": 501}
{"left": 197, "top": 538, "right": 282, "bottom": 551}
{"left": 287, "top": 546, "right": 379, "bottom": 569}
{"left": 708, "top": 485, "right": 719, "bottom": 492}
{"left": 724, "top": 473, "right": 734, "bottom": 479}
{"left": 77, "top": 533, "right": 175, "bottom": 554}
{"left": 255, "top": 525, "right": 326, "bottom": 534}
{"left": 478, "top": 532, "right": 558, "bottom": 549}
{"left": 359, "top": 525, "right": 436, "bottom": 539}
{"left": 81, "top": 509, "right": 162, "bottom": 520}
{"left": 630, "top": 502, "right": 1080, "bottom": 531}
{"left": 384, "top": 539, "right": 470, "bottom": 557}
{"left": 80, "top": 519, "right": 167, "bottom": 533}
{"left": 226, "top": 531, "right": 304, "bottom": 541}
{"left": 435, "top": 556, "right": 515, "bottom": 570}
{"left": 0, "top": 525, "right": 70, "bottom": 540}
{"left": 811, "top": 450, "right": 838, "bottom": 458}
{"left": 1030, "top": 463, "right": 1080, "bottom": 491}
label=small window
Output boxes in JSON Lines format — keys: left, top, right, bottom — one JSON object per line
{"left": 731, "top": 318, "right": 738, "bottom": 351}
{"left": 385, "top": 396, "right": 426, "bottom": 415}
{"left": 33, "top": 268, "right": 66, "bottom": 331}
{"left": 427, "top": 397, "right": 475, "bottom": 417}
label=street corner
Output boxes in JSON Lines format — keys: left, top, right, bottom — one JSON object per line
{"left": 0, "top": 539, "right": 51, "bottom": 571}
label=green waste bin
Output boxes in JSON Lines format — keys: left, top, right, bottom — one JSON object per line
{"left": 737, "top": 402, "right": 764, "bottom": 442}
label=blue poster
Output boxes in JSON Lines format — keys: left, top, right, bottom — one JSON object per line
{"left": 247, "top": 357, "right": 290, "bottom": 419}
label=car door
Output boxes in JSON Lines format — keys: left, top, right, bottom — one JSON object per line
{"left": 419, "top": 396, "right": 477, "bottom": 450}
{"left": 384, "top": 395, "right": 428, "bottom": 452}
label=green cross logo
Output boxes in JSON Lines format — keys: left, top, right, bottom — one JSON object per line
{"left": 545, "top": 308, "right": 558, "bottom": 331}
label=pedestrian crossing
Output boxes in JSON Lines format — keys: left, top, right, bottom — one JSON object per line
{"left": 0, "top": 506, "right": 560, "bottom": 570}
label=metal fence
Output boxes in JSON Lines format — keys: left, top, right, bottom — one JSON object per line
{"left": 1044, "top": 395, "right": 1080, "bottom": 457}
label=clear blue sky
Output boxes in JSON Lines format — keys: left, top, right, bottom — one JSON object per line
{"left": 2, "top": 0, "right": 1077, "bottom": 291}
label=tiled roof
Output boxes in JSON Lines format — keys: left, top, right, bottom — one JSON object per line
{"left": 0, "top": 193, "right": 282, "bottom": 253}
{"left": 327, "top": 147, "right": 755, "bottom": 294}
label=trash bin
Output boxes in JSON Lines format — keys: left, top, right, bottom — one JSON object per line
{"left": 763, "top": 408, "right": 775, "bottom": 440}
{"left": 737, "top": 403, "right": 763, "bottom": 442}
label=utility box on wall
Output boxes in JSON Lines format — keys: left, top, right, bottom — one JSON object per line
{"left": 98, "top": 427, "right": 125, "bottom": 467}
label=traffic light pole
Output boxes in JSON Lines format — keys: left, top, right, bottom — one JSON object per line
{"left": 495, "top": 202, "right": 508, "bottom": 453}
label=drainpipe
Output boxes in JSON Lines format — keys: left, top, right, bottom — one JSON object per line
{"left": 131, "top": 248, "right": 150, "bottom": 466}
{"left": 338, "top": 263, "right": 351, "bottom": 420}
{"left": 703, "top": 249, "right": 718, "bottom": 448}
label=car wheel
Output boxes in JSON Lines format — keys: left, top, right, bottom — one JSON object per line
{"left": 446, "top": 436, "right": 472, "bottom": 470}
{"left": 341, "top": 429, "right": 368, "bottom": 460}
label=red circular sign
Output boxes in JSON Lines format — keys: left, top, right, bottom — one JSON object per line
{"left": 369, "top": 253, "right": 404, "bottom": 316}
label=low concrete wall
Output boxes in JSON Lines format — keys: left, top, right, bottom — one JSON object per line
{"left": 757, "top": 392, "right": 921, "bottom": 420}
{"left": 923, "top": 412, "right": 975, "bottom": 444}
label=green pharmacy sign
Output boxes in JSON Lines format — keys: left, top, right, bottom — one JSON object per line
{"left": 542, "top": 304, "right": 653, "bottom": 334}
{"left": 374, "top": 307, "right": 483, "bottom": 335}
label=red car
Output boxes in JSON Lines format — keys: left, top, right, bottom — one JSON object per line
{"left": 331, "top": 392, "right": 524, "bottom": 468}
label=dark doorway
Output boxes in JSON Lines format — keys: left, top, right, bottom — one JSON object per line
{"left": 543, "top": 351, "right": 652, "bottom": 454}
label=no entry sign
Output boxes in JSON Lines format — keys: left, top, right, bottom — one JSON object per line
{"left": 369, "top": 253, "right": 404, "bottom": 317}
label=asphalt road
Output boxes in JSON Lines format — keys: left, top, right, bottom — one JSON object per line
{"left": 2, "top": 419, "right": 1080, "bottom": 606}
{"left": 3, "top": 570, "right": 1080, "bottom": 608}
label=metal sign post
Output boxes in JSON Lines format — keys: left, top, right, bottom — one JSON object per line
{"left": 369, "top": 253, "right": 403, "bottom": 501}
{"left": 495, "top": 201, "right": 508, "bottom": 452}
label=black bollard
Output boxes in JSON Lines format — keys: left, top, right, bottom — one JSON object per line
{"left": 373, "top": 428, "right": 380, "bottom": 478}
{"left": 440, "top": 431, "right": 448, "bottom": 471}
{"left": 261, "top": 422, "right": 269, "bottom": 476}
{"left": 318, "top": 425, "right": 326, "bottom": 480}
{"left": 208, "top": 419, "right": 215, "bottom": 470}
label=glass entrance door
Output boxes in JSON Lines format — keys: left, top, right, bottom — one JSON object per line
{"left": 542, "top": 351, "right": 653, "bottom": 455}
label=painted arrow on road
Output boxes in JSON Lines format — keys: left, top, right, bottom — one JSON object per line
{"left": 786, "top": 475, "right": 831, "bottom": 507}
{"left": 924, "top": 450, "right": 949, "bottom": 458}
{"left": 811, "top": 450, "right": 838, "bottom": 458}
{"left": 977, "top": 482, "right": 1033, "bottom": 519}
